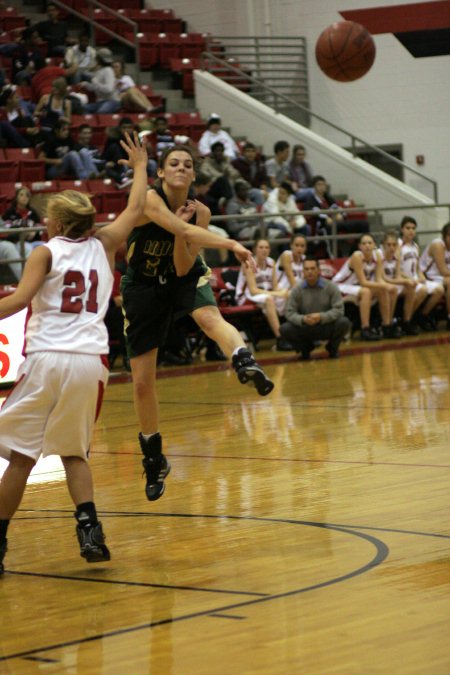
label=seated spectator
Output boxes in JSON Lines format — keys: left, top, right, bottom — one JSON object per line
{"left": 398, "top": 216, "right": 444, "bottom": 331}
{"left": 0, "top": 85, "right": 42, "bottom": 147}
{"left": 198, "top": 113, "right": 239, "bottom": 160}
{"left": 263, "top": 181, "right": 310, "bottom": 238}
{"left": 232, "top": 141, "right": 268, "bottom": 206}
{"left": 420, "top": 222, "right": 450, "bottom": 329}
{"left": 276, "top": 234, "right": 307, "bottom": 290}
{"left": 64, "top": 31, "right": 97, "bottom": 84}
{"left": 225, "top": 179, "right": 260, "bottom": 240}
{"left": 288, "top": 144, "right": 314, "bottom": 201}
{"left": 38, "top": 117, "right": 97, "bottom": 180}
{"left": 32, "top": 2, "right": 73, "bottom": 57}
{"left": 0, "top": 239, "right": 22, "bottom": 282}
{"left": 379, "top": 230, "right": 419, "bottom": 335}
{"left": 150, "top": 115, "right": 176, "bottom": 158}
{"left": 332, "top": 234, "right": 400, "bottom": 341}
{"left": 80, "top": 48, "right": 121, "bottom": 114}
{"left": 302, "top": 175, "right": 369, "bottom": 257}
{"left": 192, "top": 172, "right": 218, "bottom": 214}
{"left": 34, "top": 76, "right": 72, "bottom": 131}
{"left": 235, "top": 238, "right": 291, "bottom": 350}
{"left": 112, "top": 59, "right": 158, "bottom": 113}
{"left": 280, "top": 257, "right": 351, "bottom": 359}
{"left": 200, "top": 140, "right": 241, "bottom": 206}
{"left": 2, "top": 186, "right": 42, "bottom": 258}
{"left": 102, "top": 117, "right": 157, "bottom": 187}
{"left": 265, "top": 140, "right": 290, "bottom": 189}
{"left": 75, "top": 124, "right": 104, "bottom": 176}
{"left": 10, "top": 28, "right": 45, "bottom": 85}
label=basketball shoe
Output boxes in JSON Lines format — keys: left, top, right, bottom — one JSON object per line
{"left": 232, "top": 348, "right": 274, "bottom": 396}
{"left": 140, "top": 432, "right": 171, "bottom": 501}
{"left": 0, "top": 539, "right": 7, "bottom": 575}
{"left": 76, "top": 519, "right": 110, "bottom": 563}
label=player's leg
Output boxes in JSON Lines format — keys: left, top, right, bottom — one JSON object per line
{"left": 130, "top": 349, "right": 171, "bottom": 501}
{"left": 0, "top": 452, "right": 35, "bottom": 575}
{"left": 62, "top": 456, "right": 110, "bottom": 563}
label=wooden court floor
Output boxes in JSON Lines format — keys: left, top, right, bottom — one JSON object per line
{"left": 0, "top": 337, "right": 449, "bottom": 674}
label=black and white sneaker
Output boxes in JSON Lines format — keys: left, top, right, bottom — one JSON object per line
{"left": 140, "top": 433, "right": 171, "bottom": 501}
{"left": 0, "top": 539, "right": 7, "bottom": 575}
{"left": 232, "top": 348, "right": 274, "bottom": 396}
{"left": 76, "top": 522, "right": 110, "bottom": 563}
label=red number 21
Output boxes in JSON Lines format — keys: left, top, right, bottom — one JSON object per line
{"left": 61, "top": 270, "right": 99, "bottom": 314}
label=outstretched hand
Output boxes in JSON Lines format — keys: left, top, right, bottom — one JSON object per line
{"left": 118, "top": 131, "right": 148, "bottom": 171}
{"left": 232, "top": 242, "right": 256, "bottom": 270}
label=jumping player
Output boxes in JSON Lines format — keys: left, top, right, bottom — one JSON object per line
{"left": 121, "top": 145, "right": 273, "bottom": 504}
{"left": 0, "top": 132, "right": 148, "bottom": 573}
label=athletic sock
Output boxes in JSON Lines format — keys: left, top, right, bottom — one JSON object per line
{"left": 0, "top": 519, "right": 9, "bottom": 541}
{"left": 75, "top": 502, "right": 98, "bottom": 526}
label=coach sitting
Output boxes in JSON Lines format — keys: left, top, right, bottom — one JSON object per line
{"left": 280, "top": 257, "right": 351, "bottom": 359}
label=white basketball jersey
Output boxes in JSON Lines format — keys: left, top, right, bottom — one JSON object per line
{"left": 420, "top": 238, "right": 450, "bottom": 279}
{"left": 276, "top": 251, "right": 304, "bottom": 289}
{"left": 26, "top": 236, "right": 113, "bottom": 355}
{"left": 332, "top": 250, "right": 377, "bottom": 285}
{"left": 378, "top": 247, "right": 398, "bottom": 279}
{"left": 398, "top": 239, "right": 420, "bottom": 279}
{"left": 235, "top": 257, "right": 275, "bottom": 303}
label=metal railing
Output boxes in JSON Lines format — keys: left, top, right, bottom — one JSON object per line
{"left": 201, "top": 50, "right": 438, "bottom": 202}
{"left": 2, "top": 202, "right": 448, "bottom": 280}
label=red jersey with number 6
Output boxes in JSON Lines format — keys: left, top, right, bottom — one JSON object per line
{"left": 25, "top": 236, "right": 113, "bottom": 355}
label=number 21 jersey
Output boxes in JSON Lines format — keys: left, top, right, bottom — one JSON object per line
{"left": 26, "top": 236, "right": 113, "bottom": 355}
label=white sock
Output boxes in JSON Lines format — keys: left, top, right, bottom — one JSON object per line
{"left": 141, "top": 432, "right": 159, "bottom": 441}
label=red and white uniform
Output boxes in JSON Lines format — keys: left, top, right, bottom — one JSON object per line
{"left": 276, "top": 251, "right": 305, "bottom": 290}
{"left": 420, "top": 238, "right": 450, "bottom": 283}
{"left": 0, "top": 236, "right": 113, "bottom": 462}
{"left": 399, "top": 238, "right": 442, "bottom": 294}
{"left": 379, "top": 247, "right": 403, "bottom": 296}
{"left": 235, "top": 256, "right": 286, "bottom": 314}
{"left": 332, "top": 250, "right": 377, "bottom": 298}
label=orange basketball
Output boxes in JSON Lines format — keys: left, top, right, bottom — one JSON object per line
{"left": 315, "top": 21, "right": 376, "bottom": 82}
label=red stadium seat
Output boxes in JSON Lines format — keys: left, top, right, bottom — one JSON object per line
{"left": 4, "top": 148, "right": 36, "bottom": 160}
{"left": 0, "top": 161, "right": 19, "bottom": 183}
{"left": 19, "top": 160, "right": 46, "bottom": 182}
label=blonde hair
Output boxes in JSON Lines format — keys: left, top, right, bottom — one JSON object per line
{"left": 47, "top": 190, "right": 96, "bottom": 238}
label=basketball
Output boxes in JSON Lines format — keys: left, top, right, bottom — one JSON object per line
{"left": 315, "top": 21, "right": 376, "bottom": 82}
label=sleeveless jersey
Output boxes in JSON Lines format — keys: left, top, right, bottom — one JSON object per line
{"left": 276, "top": 251, "right": 304, "bottom": 288}
{"left": 378, "top": 247, "right": 398, "bottom": 279}
{"left": 235, "top": 257, "right": 275, "bottom": 303}
{"left": 125, "top": 184, "right": 205, "bottom": 284}
{"left": 398, "top": 238, "right": 420, "bottom": 279}
{"left": 332, "top": 250, "right": 377, "bottom": 285}
{"left": 26, "top": 236, "right": 113, "bottom": 355}
{"left": 420, "top": 238, "right": 450, "bottom": 278}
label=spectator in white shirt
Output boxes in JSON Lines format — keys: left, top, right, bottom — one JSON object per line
{"left": 198, "top": 114, "right": 239, "bottom": 160}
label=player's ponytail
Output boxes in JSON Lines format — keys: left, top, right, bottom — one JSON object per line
{"left": 47, "top": 190, "right": 96, "bottom": 239}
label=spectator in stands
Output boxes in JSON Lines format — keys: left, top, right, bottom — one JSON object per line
{"left": 265, "top": 140, "right": 290, "bottom": 189}
{"left": 80, "top": 48, "right": 121, "bottom": 114}
{"left": 39, "top": 118, "right": 97, "bottom": 180}
{"left": 225, "top": 179, "right": 260, "bottom": 240}
{"left": 11, "top": 28, "right": 45, "bottom": 85}
{"left": 302, "top": 175, "right": 369, "bottom": 257}
{"left": 0, "top": 85, "right": 42, "bottom": 146}
{"left": 232, "top": 141, "right": 268, "bottom": 206}
{"left": 200, "top": 140, "right": 241, "bottom": 206}
{"left": 2, "top": 186, "right": 42, "bottom": 258}
{"left": 332, "top": 234, "right": 400, "bottom": 341}
{"left": 74, "top": 124, "right": 105, "bottom": 177}
{"left": 151, "top": 115, "right": 176, "bottom": 158}
{"left": 191, "top": 171, "right": 218, "bottom": 214}
{"left": 379, "top": 230, "right": 419, "bottom": 335}
{"left": 276, "top": 234, "right": 307, "bottom": 290}
{"left": 280, "top": 256, "right": 351, "bottom": 359}
{"left": 112, "top": 59, "right": 158, "bottom": 114}
{"left": 235, "top": 238, "right": 291, "bottom": 350}
{"left": 103, "top": 117, "right": 157, "bottom": 187}
{"left": 198, "top": 113, "right": 239, "bottom": 160}
{"left": 288, "top": 144, "right": 314, "bottom": 201}
{"left": 0, "top": 239, "right": 21, "bottom": 282}
{"left": 263, "top": 181, "right": 310, "bottom": 238}
{"left": 420, "top": 222, "right": 450, "bottom": 329}
{"left": 34, "top": 76, "right": 72, "bottom": 131}
{"left": 398, "top": 216, "right": 444, "bottom": 331}
{"left": 64, "top": 31, "right": 97, "bottom": 84}
{"left": 32, "top": 2, "right": 73, "bottom": 57}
